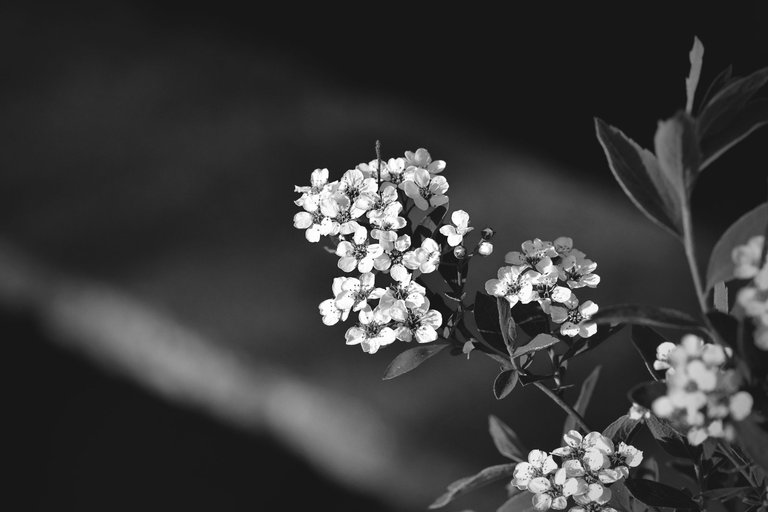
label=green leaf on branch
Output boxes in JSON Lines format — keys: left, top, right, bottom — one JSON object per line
{"left": 564, "top": 323, "right": 625, "bottom": 359}
{"left": 705, "top": 202, "right": 768, "bottom": 292}
{"left": 512, "top": 333, "right": 559, "bottom": 358}
{"left": 654, "top": 110, "right": 700, "bottom": 197}
{"left": 698, "top": 66, "right": 768, "bottom": 170}
{"left": 646, "top": 414, "right": 698, "bottom": 460}
{"left": 625, "top": 478, "right": 698, "bottom": 508}
{"left": 473, "top": 292, "right": 507, "bottom": 352}
{"left": 496, "top": 489, "right": 533, "bottom": 512}
{"left": 488, "top": 415, "right": 526, "bottom": 461}
{"left": 595, "top": 118, "right": 683, "bottom": 237}
{"left": 700, "top": 486, "right": 753, "bottom": 501}
{"left": 698, "top": 65, "right": 733, "bottom": 113}
{"left": 603, "top": 415, "right": 642, "bottom": 444}
{"left": 685, "top": 36, "right": 704, "bottom": 114}
{"left": 429, "top": 463, "right": 517, "bottom": 509}
{"left": 382, "top": 343, "right": 448, "bottom": 380}
{"left": 627, "top": 381, "right": 667, "bottom": 410}
{"left": 510, "top": 301, "right": 550, "bottom": 338}
{"left": 631, "top": 326, "right": 668, "bottom": 381}
{"left": 734, "top": 416, "right": 768, "bottom": 474}
{"left": 592, "top": 304, "right": 702, "bottom": 331}
{"left": 563, "top": 365, "right": 601, "bottom": 434}
{"left": 497, "top": 297, "right": 517, "bottom": 355}
{"left": 493, "top": 370, "right": 519, "bottom": 400}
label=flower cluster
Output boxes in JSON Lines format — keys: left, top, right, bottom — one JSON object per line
{"left": 651, "top": 334, "right": 754, "bottom": 445}
{"left": 511, "top": 431, "right": 642, "bottom": 512}
{"left": 485, "top": 237, "right": 601, "bottom": 337}
{"left": 295, "top": 148, "right": 493, "bottom": 354}
{"left": 733, "top": 235, "right": 768, "bottom": 350}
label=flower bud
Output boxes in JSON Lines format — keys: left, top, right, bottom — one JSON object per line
{"left": 453, "top": 245, "right": 467, "bottom": 259}
{"left": 478, "top": 241, "right": 494, "bottom": 256}
{"left": 481, "top": 227, "right": 495, "bottom": 240}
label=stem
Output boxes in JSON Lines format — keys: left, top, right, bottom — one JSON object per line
{"left": 533, "top": 381, "right": 592, "bottom": 432}
{"left": 682, "top": 205, "right": 708, "bottom": 313}
{"left": 719, "top": 441, "right": 758, "bottom": 488}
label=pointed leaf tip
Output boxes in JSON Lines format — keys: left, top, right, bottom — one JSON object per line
{"left": 685, "top": 36, "right": 705, "bottom": 114}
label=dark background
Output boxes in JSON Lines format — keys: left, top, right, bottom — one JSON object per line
{"left": 3, "top": 2, "right": 768, "bottom": 511}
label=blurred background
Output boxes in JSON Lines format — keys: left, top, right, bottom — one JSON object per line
{"left": 2, "top": 2, "right": 767, "bottom": 511}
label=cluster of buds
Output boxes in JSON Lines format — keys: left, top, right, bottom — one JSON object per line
{"left": 485, "top": 238, "right": 601, "bottom": 337}
{"left": 652, "top": 334, "right": 754, "bottom": 445}
{"left": 733, "top": 235, "right": 768, "bottom": 349}
{"left": 511, "top": 431, "right": 642, "bottom": 512}
{"left": 294, "top": 148, "right": 493, "bottom": 353}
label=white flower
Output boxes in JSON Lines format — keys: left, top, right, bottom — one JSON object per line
{"left": 402, "top": 168, "right": 449, "bottom": 210}
{"left": 404, "top": 147, "right": 445, "bottom": 175}
{"left": 339, "top": 168, "right": 378, "bottom": 216}
{"left": 617, "top": 442, "right": 643, "bottom": 467}
{"left": 478, "top": 240, "right": 494, "bottom": 256}
{"left": 344, "top": 307, "right": 396, "bottom": 354}
{"left": 732, "top": 235, "right": 766, "bottom": 280}
{"left": 653, "top": 341, "right": 677, "bottom": 371}
{"left": 628, "top": 403, "right": 651, "bottom": 421}
{"left": 294, "top": 168, "right": 331, "bottom": 210}
{"left": 403, "top": 238, "right": 441, "bottom": 274}
{"left": 553, "top": 236, "right": 574, "bottom": 257}
{"left": 439, "top": 210, "right": 473, "bottom": 247}
{"left": 334, "top": 272, "right": 386, "bottom": 313}
{"left": 550, "top": 297, "right": 598, "bottom": 338}
{"left": 293, "top": 209, "right": 335, "bottom": 243}
{"left": 505, "top": 238, "right": 558, "bottom": 273}
{"left": 374, "top": 234, "right": 412, "bottom": 282}
{"left": 390, "top": 299, "right": 443, "bottom": 343}
{"left": 369, "top": 198, "right": 407, "bottom": 241}
{"left": 335, "top": 226, "right": 383, "bottom": 273}
{"left": 558, "top": 253, "right": 601, "bottom": 289}
{"left": 532, "top": 266, "right": 573, "bottom": 311}
{"left": 318, "top": 277, "right": 354, "bottom": 325}
{"left": 378, "top": 274, "right": 427, "bottom": 313}
{"left": 485, "top": 265, "right": 536, "bottom": 308}
{"left": 729, "top": 391, "right": 754, "bottom": 421}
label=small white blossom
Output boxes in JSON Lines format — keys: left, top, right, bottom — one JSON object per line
{"left": 374, "top": 234, "right": 412, "bottom": 282}
{"left": 506, "top": 238, "right": 558, "bottom": 273}
{"left": 334, "top": 272, "right": 386, "bottom": 313}
{"left": 550, "top": 297, "right": 598, "bottom": 338}
{"left": 485, "top": 265, "right": 536, "bottom": 308}
{"left": 653, "top": 341, "right": 677, "bottom": 371}
{"left": 439, "top": 210, "right": 473, "bottom": 247}
{"left": 390, "top": 298, "right": 443, "bottom": 343}
{"left": 478, "top": 240, "right": 494, "bottom": 256}
{"left": 558, "top": 253, "right": 601, "bottom": 289}
{"left": 403, "top": 238, "right": 441, "bottom": 274}
{"left": 336, "top": 225, "right": 383, "bottom": 273}
{"left": 344, "top": 307, "right": 396, "bottom": 354}
{"left": 402, "top": 168, "right": 449, "bottom": 210}
{"left": 732, "top": 235, "right": 767, "bottom": 281}
{"left": 404, "top": 147, "right": 446, "bottom": 175}
{"left": 532, "top": 266, "right": 573, "bottom": 312}
{"left": 318, "top": 277, "right": 354, "bottom": 325}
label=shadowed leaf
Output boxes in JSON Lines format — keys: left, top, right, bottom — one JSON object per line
{"left": 497, "top": 489, "right": 532, "bottom": 512}
{"left": 474, "top": 292, "right": 506, "bottom": 351}
{"left": 603, "top": 415, "right": 642, "bottom": 444}
{"left": 627, "top": 381, "right": 667, "bottom": 410}
{"left": 383, "top": 343, "right": 448, "bottom": 380}
{"left": 512, "top": 333, "right": 559, "bottom": 358}
{"left": 734, "top": 416, "right": 768, "bottom": 473}
{"left": 489, "top": 415, "right": 526, "bottom": 461}
{"left": 429, "top": 464, "right": 517, "bottom": 509}
{"left": 592, "top": 304, "right": 701, "bottom": 331}
{"left": 685, "top": 37, "right": 704, "bottom": 114}
{"left": 647, "top": 415, "right": 698, "bottom": 459}
{"left": 497, "top": 296, "right": 517, "bottom": 355}
{"left": 701, "top": 98, "right": 768, "bottom": 169}
{"left": 625, "top": 478, "right": 698, "bottom": 508}
{"left": 493, "top": 370, "right": 519, "bottom": 400}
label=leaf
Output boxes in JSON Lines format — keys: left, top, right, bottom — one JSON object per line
{"left": 518, "top": 373, "right": 553, "bottom": 386}
{"left": 625, "top": 478, "right": 698, "bottom": 508}
{"left": 631, "top": 326, "right": 668, "bottom": 381}
{"left": 734, "top": 416, "right": 768, "bottom": 474}
{"left": 646, "top": 414, "right": 697, "bottom": 459}
{"left": 654, "top": 110, "right": 700, "bottom": 196}
{"left": 493, "top": 370, "right": 520, "bottom": 400}
{"left": 701, "top": 486, "right": 753, "bottom": 501}
{"left": 496, "top": 489, "right": 533, "bottom": 512}
{"left": 511, "top": 333, "right": 559, "bottom": 358}
{"left": 429, "top": 464, "right": 517, "bottom": 509}
{"left": 592, "top": 304, "right": 702, "bottom": 331}
{"left": 563, "top": 365, "right": 601, "bottom": 434}
{"left": 698, "top": 65, "right": 733, "bottom": 113}
{"left": 497, "top": 297, "right": 518, "bottom": 355}
{"left": 609, "top": 482, "right": 650, "bottom": 512}
{"left": 713, "top": 282, "right": 728, "bottom": 314}
{"left": 700, "top": 98, "right": 768, "bottom": 169}
{"left": 627, "top": 381, "right": 667, "bottom": 410}
{"left": 603, "top": 414, "right": 643, "bottom": 444}
{"left": 438, "top": 250, "right": 465, "bottom": 293}
{"left": 473, "top": 292, "right": 507, "bottom": 351}
{"left": 705, "top": 311, "right": 739, "bottom": 352}
{"left": 595, "top": 117, "right": 682, "bottom": 237}
{"left": 668, "top": 460, "right": 699, "bottom": 484}
{"left": 382, "top": 343, "right": 448, "bottom": 380}
{"left": 426, "top": 205, "right": 449, "bottom": 232}
{"left": 510, "top": 301, "right": 550, "bottom": 338}
{"left": 698, "top": 66, "right": 768, "bottom": 141}
{"left": 565, "top": 323, "right": 625, "bottom": 359}
{"left": 685, "top": 36, "right": 704, "bottom": 114}
{"left": 705, "top": 202, "right": 768, "bottom": 292}
{"left": 488, "top": 415, "right": 526, "bottom": 461}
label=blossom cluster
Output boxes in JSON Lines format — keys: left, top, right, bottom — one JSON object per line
{"left": 511, "top": 431, "right": 642, "bottom": 512}
{"left": 485, "top": 238, "right": 601, "bottom": 337}
{"left": 733, "top": 235, "right": 768, "bottom": 350}
{"left": 294, "top": 148, "right": 492, "bottom": 354}
{"left": 651, "top": 334, "right": 754, "bottom": 445}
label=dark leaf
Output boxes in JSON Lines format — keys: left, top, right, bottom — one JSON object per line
{"left": 438, "top": 250, "right": 465, "bottom": 293}
{"left": 383, "top": 343, "right": 448, "bottom": 380}
{"left": 510, "top": 301, "right": 550, "bottom": 338}
{"left": 625, "top": 478, "right": 698, "bottom": 508}
{"left": 592, "top": 304, "right": 702, "bottom": 331}
{"left": 595, "top": 117, "right": 682, "bottom": 237}
{"left": 493, "top": 370, "right": 520, "bottom": 400}
{"left": 426, "top": 205, "right": 449, "bottom": 232}
{"left": 519, "top": 373, "right": 553, "bottom": 386}
{"left": 563, "top": 365, "right": 601, "bottom": 434}
{"left": 698, "top": 66, "right": 768, "bottom": 140}
{"left": 429, "top": 464, "right": 517, "bottom": 509}
{"left": 489, "top": 415, "right": 526, "bottom": 461}
{"left": 685, "top": 37, "right": 704, "bottom": 114}
{"left": 705, "top": 202, "right": 768, "bottom": 292}
{"left": 654, "top": 110, "right": 700, "bottom": 195}
{"left": 497, "top": 297, "right": 518, "bottom": 355}
{"left": 647, "top": 415, "right": 698, "bottom": 459}
{"left": 497, "top": 489, "right": 533, "bottom": 512}
{"left": 734, "top": 416, "right": 768, "bottom": 474}
{"left": 512, "top": 333, "right": 559, "bottom": 358}
{"left": 603, "top": 415, "right": 643, "bottom": 444}
{"left": 566, "top": 323, "right": 625, "bottom": 359}
{"left": 473, "top": 292, "right": 507, "bottom": 351}
{"left": 668, "top": 460, "right": 699, "bottom": 484}
{"left": 636, "top": 457, "right": 660, "bottom": 482}
{"left": 700, "top": 98, "right": 768, "bottom": 170}
{"left": 632, "top": 326, "right": 669, "bottom": 381}
{"left": 627, "top": 381, "right": 667, "bottom": 410}
{"left": 700, "top": 487, "right": 753, "bottom": 501}
{"left": 609, "top": 482, "right": 650, "bottom": 512}
{"left": 697, "top": 65, "right": 733, "bottom": 114}
{"left": 705, "top": 312, "right": 738, "bottom": 350}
